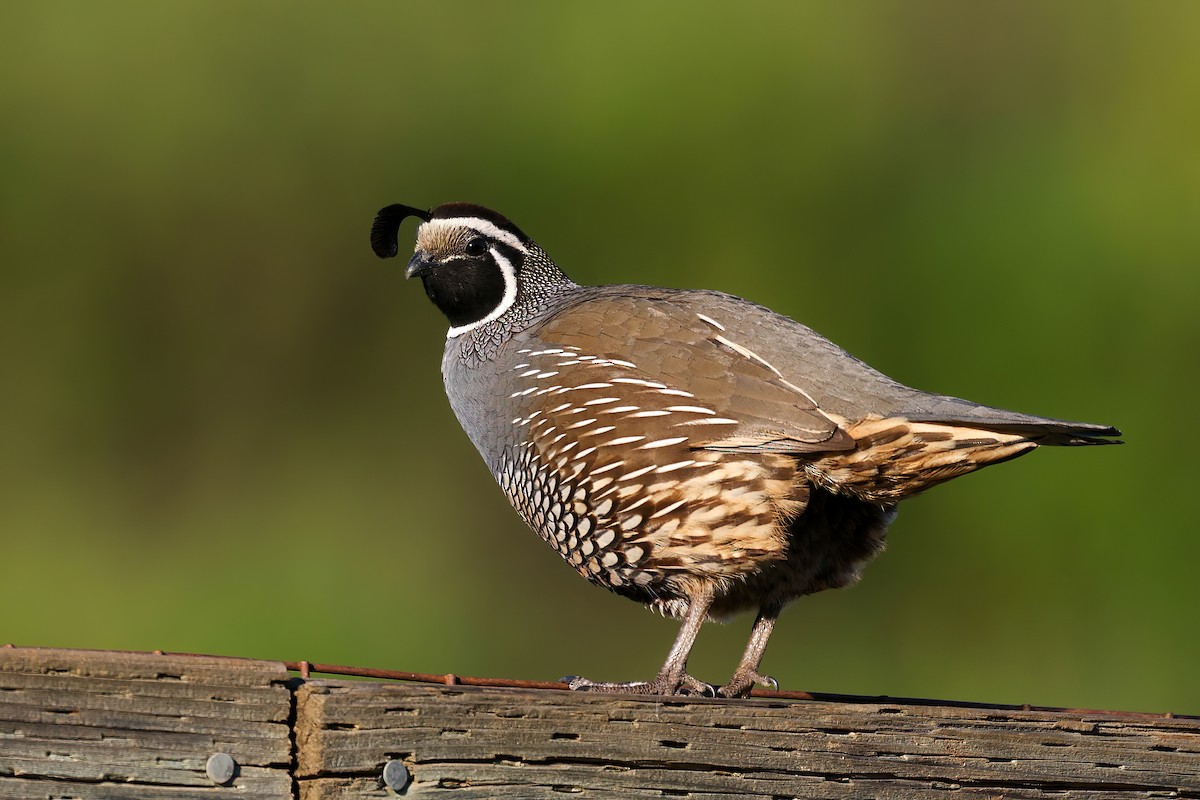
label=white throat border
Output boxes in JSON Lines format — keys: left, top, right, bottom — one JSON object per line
{"left": 446, "top": 246, "right": 518, "bottom": 339}
{"left": 419, "top": 216, "right": 528, "bottom": 339}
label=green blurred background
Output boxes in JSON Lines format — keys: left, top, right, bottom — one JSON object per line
{"left": 1, "top": 2, "right": 1196, "bottom": 713}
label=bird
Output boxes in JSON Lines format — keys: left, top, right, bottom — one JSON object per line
{"left": 371, "top": 201, "right": 1121, "bottom": 698}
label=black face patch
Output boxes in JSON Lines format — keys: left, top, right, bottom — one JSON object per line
{"left": 420, "top": 255, "right": 509, "bottom": 328}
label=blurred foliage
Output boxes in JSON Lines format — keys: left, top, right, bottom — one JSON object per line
{"left": 1, "top": 2, "right": 1197, "bottom": 713}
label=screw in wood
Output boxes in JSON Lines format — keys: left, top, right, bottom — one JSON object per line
{"left": 382, "top": 759, "right": 411, "bottom": 793}
{"left": 205, "top": 752, "right": 236, "bottom": 785}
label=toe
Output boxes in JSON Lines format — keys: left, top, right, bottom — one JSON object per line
{"left": 564, "top": 672, "right": 719, "bottom": 696}
{"left": 716, "top": 681, "right": 749, "bottom": 698}
{"left": 565, "top": 676, "right": 655, "bottom": 694}
{"left": 718, "top": 670, "right": 779, "bottom": 698}
{"left": 676, "top": 673, "right": 717, "bottom": 697}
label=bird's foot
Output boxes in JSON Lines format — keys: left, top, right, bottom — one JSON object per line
{"left": 717, "top": 670, "right": 778, "bottom": 698}
{"left": 562, "top": 673, "right": 716, "bottom": 697}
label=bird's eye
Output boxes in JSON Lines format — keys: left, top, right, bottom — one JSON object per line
{"left": 465, "top": 238, "right": 488, "bottom": 257}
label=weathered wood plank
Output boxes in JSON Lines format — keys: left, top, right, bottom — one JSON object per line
{"left": 4, "top": 648, "right": 1197, "bottom": 799}
{"left": 0, "top": 648, "right": 294, "bottom": 800}
{"left": 294, "top": 682, "right": 1200, "bottom": 799}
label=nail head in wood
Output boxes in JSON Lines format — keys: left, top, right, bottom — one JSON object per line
{"left": 382, "top": 759, "right": 411, "bottom": 793}
{"left": 205, "top": 752, "right": 236, "bottom": 785}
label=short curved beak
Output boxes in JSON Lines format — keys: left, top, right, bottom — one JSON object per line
{"left": 405, "top": 252, "right": 434, "bottom": 280}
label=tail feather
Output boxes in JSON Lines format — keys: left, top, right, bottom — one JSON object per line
{"left": 810, "top": 419, "right": 1039, "bottom": 501}
{"left": 1018, "top": 427, "right": 1122, "bottom": 446}
{"left": 811, "top": 410, "right": 1120, "bottom": 503}
{"left": 908, "top": 416, "right": 1123, "bottom": 446}
{"left": 897, "top": 392, "right": 1122, "bottom": 446}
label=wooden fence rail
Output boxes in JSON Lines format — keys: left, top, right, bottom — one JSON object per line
{"left": 1, "top": 647, "right": 1197, "bottom": 799}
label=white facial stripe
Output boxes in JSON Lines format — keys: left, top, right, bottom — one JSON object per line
{"left": 422, "top": 217, "right": 528, "bottom": 254}
{"left": 446, "top": 247, "right": 518, "bottom": 338}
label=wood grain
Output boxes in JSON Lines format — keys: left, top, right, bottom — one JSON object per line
{"left": 295, "top": 681, "right": 1200, "bottom": 799}
{"left": 0, "top": 648, "right": 293, "bottom": 799}
{"left": 3, "top": 648, "right": 1198, "bottom": 799}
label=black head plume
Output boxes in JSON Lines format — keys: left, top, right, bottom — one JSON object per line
{"left": 371, "top": 204, "right": 432, "bottom": 259}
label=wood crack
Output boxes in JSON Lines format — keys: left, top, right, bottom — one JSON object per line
{"left": 4, "top": 649, "right": 1198, "bottom": 799}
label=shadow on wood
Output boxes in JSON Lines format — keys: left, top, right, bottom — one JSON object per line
{"left": 2, "top": 647, "right": 1197, "bottom": 799}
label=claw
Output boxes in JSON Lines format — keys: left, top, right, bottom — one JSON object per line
{"left": 717, "top": 670, "right": 780, "bottom": 698}
{"left": 678, "top": 673, "right": 718, "bottom": 697}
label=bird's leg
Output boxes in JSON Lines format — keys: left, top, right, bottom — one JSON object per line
{"left": 717, "top": 603, "right": 783, "bottom": 698}
{"left": 651, "top": 586, "right": 716, "bottom": 695}
{"left": 566, "top": 586, "right": 715, "bottom": 696}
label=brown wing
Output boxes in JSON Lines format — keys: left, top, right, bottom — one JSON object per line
{"left": 528, "top": 293, "right": 855, "bottom": 456}
{"left": 494, "top": 294, "right": 855, "bottom": 603}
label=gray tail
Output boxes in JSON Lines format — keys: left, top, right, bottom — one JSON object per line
{"left": 900, "top": 394, "right": 1123, "bottom": 446}
{"left": 1002, "top": 423, "right": 1122, "bottom": 447}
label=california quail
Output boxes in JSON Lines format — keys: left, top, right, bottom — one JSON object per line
{"left": 372, "top": 201, "right": 1121, "bottom": 698}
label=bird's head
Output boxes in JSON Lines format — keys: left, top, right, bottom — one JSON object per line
{"left": 371, "top": 202, "right": 550, "bottom": 336}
